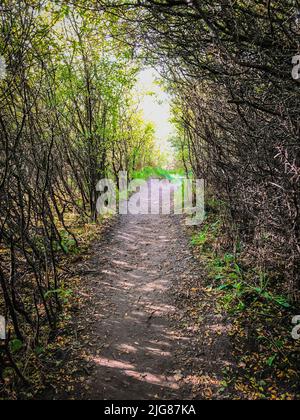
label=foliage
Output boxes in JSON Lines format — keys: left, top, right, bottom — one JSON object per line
{"left": 0, "top": 0, "right": 156, "bottom": 392}
{"left": 190, "top": 212, "right": 300, "bottom": 399}
{"left": 132, "top": 166, "right": 183, "bottom": 181}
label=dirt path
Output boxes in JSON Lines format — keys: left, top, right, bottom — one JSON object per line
{"left": 66, "top": 181, "right": 233, "bottom": 400}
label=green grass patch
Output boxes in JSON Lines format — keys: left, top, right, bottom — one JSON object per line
{"left": 132, "top": 166, "right": 185, "bottom": 181}
{"left": 52, "top": 231, "right": 79, "bottom": 255}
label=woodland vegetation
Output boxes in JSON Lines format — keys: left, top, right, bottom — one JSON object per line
{"left": 0, "top": 0, "right": 300, "bottom": 400}
{"left": 118, "top": 0, "right": 300, "bottom": 299}
{"left": 0, "top": 0, "right": 156, "bottom": 391}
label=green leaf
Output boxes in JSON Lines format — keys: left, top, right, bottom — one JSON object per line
{"left": 10, "top": 339, "right": 23, "bottom": 353}
{"left": 218, "top": 283, "right": 232, "bottom": 290}
{"left": 274, "top": 296, "right": 290, "bottom": 309}
{"left": 267, "top": 355, "right": 276, "bottom": 367}
{"left": 35, "top": 346, "right": 45, "bottom": 356}
{"left": 236, "top": 302, "right": 246, "bottom": 311}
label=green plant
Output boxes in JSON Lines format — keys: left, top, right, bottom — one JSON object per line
{"left": 191, "top": 229, "right": 208, "bottom": 247}
{"left": 52, "top": 232, "right": 78, "bottom": 255}
{"left": 132, "top": 166, "right": 183, "bottom": 181}
{"left": 44, "top": 288, "right": 73, "bottom": 304}
{"left": 10, "top": 339, "right": 23, "bottom": 354}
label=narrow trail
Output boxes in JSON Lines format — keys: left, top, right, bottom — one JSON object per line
{"left": 70, "top": 181, "right": 232, "bottom": 400}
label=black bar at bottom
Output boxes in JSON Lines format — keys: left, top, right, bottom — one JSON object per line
{"left": 101, "top": 401, "right": 199, "bottom": 418}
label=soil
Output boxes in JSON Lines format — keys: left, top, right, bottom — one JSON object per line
{"left": 55, "top": 180, "right": 234, "bottom": 400}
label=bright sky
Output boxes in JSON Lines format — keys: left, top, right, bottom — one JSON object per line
{"left": 135, "top": 68, "right": 175, "bottom": 163}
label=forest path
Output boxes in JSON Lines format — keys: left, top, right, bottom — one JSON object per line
{"left": 71, "top": 180, "right": 232, "bottom": 400}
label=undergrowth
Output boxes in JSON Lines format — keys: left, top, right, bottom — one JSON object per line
{"left": 132, "top": 166, "right": 185, "bottom": 181}
{"left": 190, "top": 205, "right": 300, "bottom": 400}
{"left": 0, "top": 214, "right": 109, "bottom": 400}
